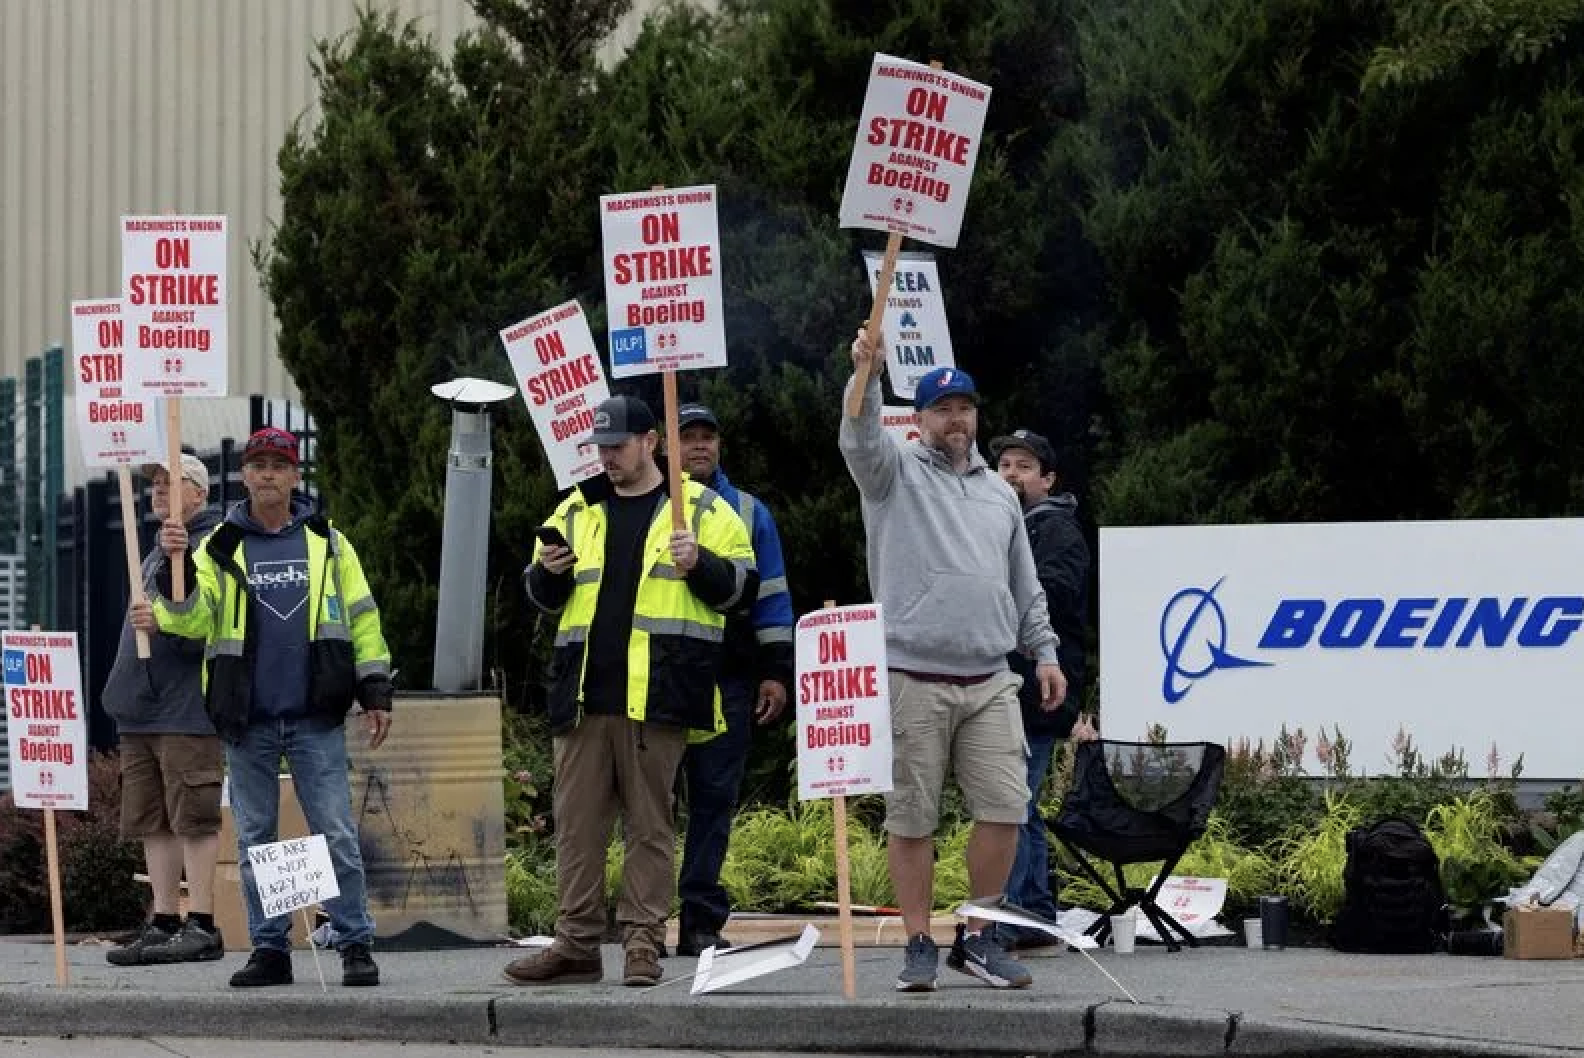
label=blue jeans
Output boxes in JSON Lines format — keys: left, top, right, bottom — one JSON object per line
{"left": 677, "top": 677, "right": 754, "bottom": 934}
{"left": 1001, "top": 731, "right": 1059, "bottom": 943}
{"left": 226, "top": 716, "right": 374, "bottom": 952}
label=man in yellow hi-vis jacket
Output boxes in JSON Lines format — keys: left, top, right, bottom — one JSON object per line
{"left": 132, "top": 427, "right": 392, "bottom": 991}
{"left": 503, "top": 395, "right": 756, "bottom": 989}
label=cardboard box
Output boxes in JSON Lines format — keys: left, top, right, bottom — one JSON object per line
{"left": 1503, "top": 906, "right": 1575, "bottom": 960}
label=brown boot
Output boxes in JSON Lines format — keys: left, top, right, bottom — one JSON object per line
{"left": 502, "top": 947, "right": 603, "bottom": 986}
{"left": 623, "top": 944, "right": 661, "bottom": 987}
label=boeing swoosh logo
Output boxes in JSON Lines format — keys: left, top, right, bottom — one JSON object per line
{"left": 1159, "top": 577, "right": 1271, "bottom": 704}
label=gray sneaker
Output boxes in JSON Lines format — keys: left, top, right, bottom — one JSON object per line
{"left": 143, "top": 918, "right": 224, "bottom": 963}
{"left": 895, "top": 933, "right": 939, "bottom": 992}
{"left": 947, "top": 924, "right": 1033, "bottom": 989}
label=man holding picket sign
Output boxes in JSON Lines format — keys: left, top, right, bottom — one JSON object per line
{"left": 837, "top": 55, "right": 1069, "bottom": 992}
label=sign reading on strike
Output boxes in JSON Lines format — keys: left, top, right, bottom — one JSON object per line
{"left": 3, "top": 631, "right": 87, "bottom": 811}
{"left": 862, "top": 251, "right": 955, "bottom": 399}
{"left": 71, "top": 300, "right": 165, "bottom": 467}
{"left": 600, "top": 185, "right": 727, "bottom": 378}
{"left": 796, "top": 606, "right": 893, "bottom": 800}
{"left": 500, "top": 300, "right": 612, "bottom": 489}
{"left": 247, "top": 834, "right": 340, "bottom": 920}
{"left": 881, "top": 406, "right": 920, "bottom": 447}
{"left": 120, "top": 215, "right": 228, "bottom": 397}
{"left": 839, "top": 55, "right": 992, "bottom": 248}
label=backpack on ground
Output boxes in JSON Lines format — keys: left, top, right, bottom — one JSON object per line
{"left": 1329, "top": 817, "right": 1447, "bottom": 953}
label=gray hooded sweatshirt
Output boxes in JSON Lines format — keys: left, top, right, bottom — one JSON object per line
{"left": 101, "top": 505, "right": 223, "bottom": 735}
{"left": 839, "top": 372, "right": 1059, "bottom": 676}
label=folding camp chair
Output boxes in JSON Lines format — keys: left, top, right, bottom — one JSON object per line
{"left": 1047, "top": 740, "right": 1226, "bottom": 952}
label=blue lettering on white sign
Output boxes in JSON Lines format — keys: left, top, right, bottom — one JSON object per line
{"left": 1158, "top": 579, "right": 1584, "bottom": 704}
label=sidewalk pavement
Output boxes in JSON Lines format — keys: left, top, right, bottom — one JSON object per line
{"left": 2, "top": 934, "right": 1582, "bottom": 1056}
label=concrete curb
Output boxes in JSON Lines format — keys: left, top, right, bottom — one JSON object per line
{"left": 2, "top": 989, "right": 1580, "bottom": 1056}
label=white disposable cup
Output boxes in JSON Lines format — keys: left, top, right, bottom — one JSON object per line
{"left": 1110, "top": 914, "right": 1136, "bottom": 954}
{"left": 1244, "top": 918, "right": 1263, "bottom": 948}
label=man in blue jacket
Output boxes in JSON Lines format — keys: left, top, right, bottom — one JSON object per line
{"left": 674, "top": 403, "right": 796, "bottom": 956}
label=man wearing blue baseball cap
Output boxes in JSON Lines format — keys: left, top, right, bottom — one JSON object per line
{"left": 839, "top": 330, "right": 1067, "bottom": 995}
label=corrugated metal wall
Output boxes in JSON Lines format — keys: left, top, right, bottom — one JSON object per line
{"left": 2, "top": 0, "right": 686, "bottom": 401}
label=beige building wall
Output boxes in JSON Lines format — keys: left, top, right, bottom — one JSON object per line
{"left": 1, "top": 0, "right": 699, "bottom": 405}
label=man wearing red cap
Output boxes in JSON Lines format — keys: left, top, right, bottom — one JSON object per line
{"left": 133, "top": 426, "right": 393, "bottom": 989}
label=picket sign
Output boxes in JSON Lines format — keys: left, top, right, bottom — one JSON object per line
{"left": 121, "top": 215, "right": 229, "bottom": 602}
{"left": 247, "top": 834, "right": 340, "bottom": 992}
{"left": 880, "top": 406, "right": 920, "bottom": 447}
{"left": 795, "top": 601, "right": 895, "bottom": 1000}
{"left": 72, "top": 298, "right": 165, "bottom": 658}
{"left": 498, "top": 300, "right": 611, "bottom": 489}
{"left": 6, "top": 627, "right": 87, "bottom": 987}
{"left": 839, "top": 56, "right": 990, "bottom": 416}
{"left": 861, "top": 251, "right": 956, "bottom": 401}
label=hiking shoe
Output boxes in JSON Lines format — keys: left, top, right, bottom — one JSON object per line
{"left": 502, "top": 947, "right": 603, "bottom": 986}
{"left": 623, "top": 946, "right": 662, "bottom": 987}
{"left": 340, "top": 943, "right": 380, "bottom": 986}
{"left": 229, "top": 947, "right": 293, "bottom": 987}
{"left": 107, "top": 922, "right": 177, "bottom": 966}
{"left": 947, "top": 924, "right": 1033, "bottom": 989}
{"left": 143, "top": 918, "right": 224, "bottom": 964}
{"left": 895, "top": 932, "right": 939, "bottom": 992}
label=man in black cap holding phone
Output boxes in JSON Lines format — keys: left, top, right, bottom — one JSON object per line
{"left": 507, "top": 395, "right": 756, "bottom": 989}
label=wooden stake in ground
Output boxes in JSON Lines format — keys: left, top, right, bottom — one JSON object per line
{"left": 823, "top": 598, "right": 859, "bottom": 1000}
{"left": 116, "top": 466, "right": 151, "bottom": 659}
{"left": 164, "top": 398, "right": 185, "bottom": 601}
{"left": 43, "top": 806, "right": 67, "bottom": 987}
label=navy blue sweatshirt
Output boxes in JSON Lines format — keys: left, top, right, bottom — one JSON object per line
{"left": 229, "top": 495, "right": 315, "bottom": 721}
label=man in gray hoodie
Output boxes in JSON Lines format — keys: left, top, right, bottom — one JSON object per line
{"left": 102, "top": 453, "right": 225, "bottom": 966}
{"left": 839, "top": 330, "right": 1067, "bottom": 994}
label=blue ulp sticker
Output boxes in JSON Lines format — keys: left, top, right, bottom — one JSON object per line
{"left": 3, "top": 649, "right": 27, "bottom": 686}
{"left": 611, "top": 327, "right": 648, "bottom": 366}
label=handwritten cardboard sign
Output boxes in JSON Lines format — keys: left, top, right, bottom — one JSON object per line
{"left": 247, "top": 834, "right": 340, "bottom": 920}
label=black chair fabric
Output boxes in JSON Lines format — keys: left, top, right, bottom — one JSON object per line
{"left": 1048, "top": 740, "right": 1227, "bottom": 951}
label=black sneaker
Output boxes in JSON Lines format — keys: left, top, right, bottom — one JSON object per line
{"left": 340, "top": 943, "right": 380, "bottom": 986}
{"left": 675, "top": 930, "right": 730, "bottom": 957}
{"left": 107, "top": 922, "right": 176, "bottom": 966}
{"left": 144, "top": 918, "right": 225, "bottom": 963}
{"left": 229, "top": 947, "right": 293, "bottom": 987}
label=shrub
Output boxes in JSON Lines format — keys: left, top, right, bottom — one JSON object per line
{"left": 505, "top": 841, "right": 558, "bottom": 937}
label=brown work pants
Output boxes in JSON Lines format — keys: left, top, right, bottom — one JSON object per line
{"left": 551, "top": 714, "right": 687, "bottom": 960}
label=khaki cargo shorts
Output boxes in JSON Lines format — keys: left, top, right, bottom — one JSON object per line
{"left": 882, "top": 669, "right": 1029, "bottom": 838}
{"left": 119, "top": 733, "right": 225, "bottom": 839}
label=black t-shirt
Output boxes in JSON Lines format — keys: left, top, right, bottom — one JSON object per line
{"left": 581, "top": 483, "right": 664, "bottom": 714}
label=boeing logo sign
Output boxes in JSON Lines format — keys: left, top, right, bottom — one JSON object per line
{"left": 1159, "top": 578, "right": 1584, "bottom": 704}
{"left": 1158, "top": 578, "right": 1268, "bottom": 704}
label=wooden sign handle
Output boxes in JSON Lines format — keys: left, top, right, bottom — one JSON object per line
{"left": 846, "top": 60, "right": 943, "bottom": 419}
{"left": 44, "top": 807, "right": 68, "bottom": 987}
{"left": 165, "top": 398, "right": 185, "bottom": 602}
{"left": 650, "top": 183, "right": 688, "bottom": 532}
{"left": 117, "top": 466, "right": 152, "bottom": 658}
{"left": 823, "top": 598, "right": 858, "bottom": 1000}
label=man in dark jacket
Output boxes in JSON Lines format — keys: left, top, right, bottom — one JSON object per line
{"left": 673, "top": 403, "right": 795, "bottom": 955}
{"left": 990, "top": 430, "right": 1095, "bottom": 948}
{"left": 103, "top": 453, "right": 225, "bottom": 966}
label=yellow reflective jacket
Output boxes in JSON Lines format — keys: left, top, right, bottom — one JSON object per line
{"left": 527, "top": 478, "right": 757, "bottom": 736}
{"left": 153, "top": 514, "right": 392, "bottom": 740}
